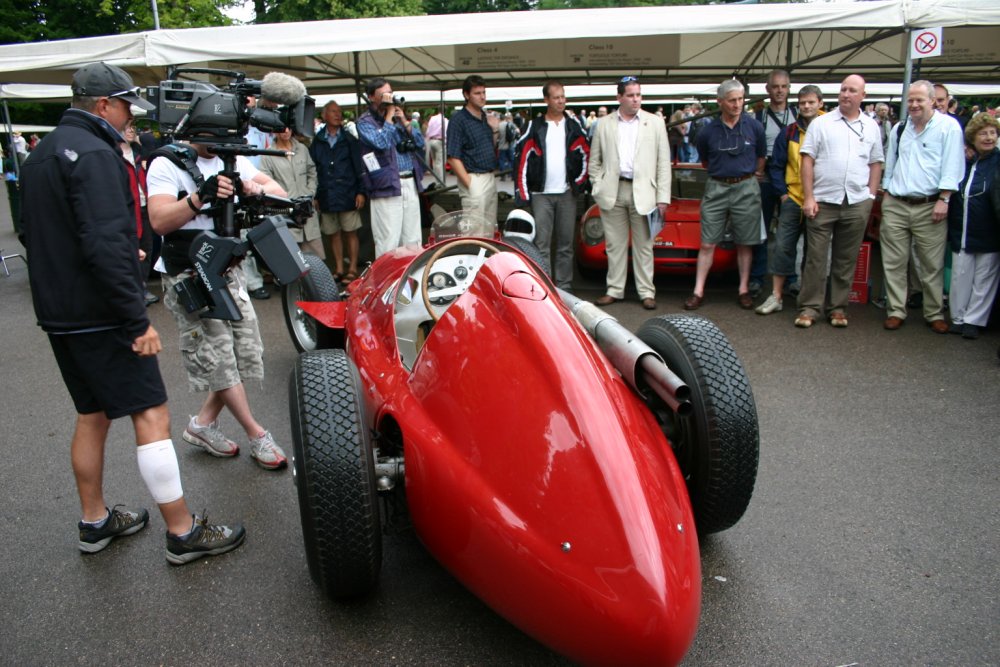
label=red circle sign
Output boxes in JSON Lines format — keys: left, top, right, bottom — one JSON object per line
{"left": 914, "top": 31, "right": 938, "bottom": 55}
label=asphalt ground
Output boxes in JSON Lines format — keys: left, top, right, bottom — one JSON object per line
{"left": 1, "top": 193, "right": 998, "bottom": 666}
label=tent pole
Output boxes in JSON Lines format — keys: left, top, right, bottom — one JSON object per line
{"left": 439, "top": 89, "right": 446, "bottom": 182}
{"left": 354, "top": 51, "right": 363, "bottom": 118}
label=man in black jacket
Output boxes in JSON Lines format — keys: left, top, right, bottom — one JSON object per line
{"left": 20, "top": 62, "right": 244, "bottom": 565}
{"left": 513, "top": 80, "right": 590, "bottom": 290}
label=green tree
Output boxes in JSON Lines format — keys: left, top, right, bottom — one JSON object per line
{"left": 254, "top": 0, "right": 423, "bottom": 22}
{"left": 424, "top": 0, "right": 532, "bottom": 13}
{"left": 0, "top": 0, "right": 238, "bottom": 45}
{"left": 537, "top": 0, "right": 703, "bottom": 7}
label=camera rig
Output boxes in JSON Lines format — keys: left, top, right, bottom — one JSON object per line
{"left": 147, "top": 67, "right": 318, "bottom": 321}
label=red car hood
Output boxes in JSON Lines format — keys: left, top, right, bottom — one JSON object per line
{"left": 376, "top": 253, "right": 701, "bottom": 666}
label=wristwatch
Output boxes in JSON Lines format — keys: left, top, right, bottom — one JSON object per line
{"left": 939, "top": 195, "right": 951, "bottom": 204}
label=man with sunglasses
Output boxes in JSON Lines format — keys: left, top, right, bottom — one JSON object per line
{"left": 20, "top": 62, "right": 245, "bottom": 564}
{"left": 685, "top": 78, "right": 767, "bottom": 311}
{"left": 589, "top": 76, "right": 671, "bottom": 310}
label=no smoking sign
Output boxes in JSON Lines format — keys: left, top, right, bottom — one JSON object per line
{"left": 910, "top": 27, "right": 943, "bottom": 59}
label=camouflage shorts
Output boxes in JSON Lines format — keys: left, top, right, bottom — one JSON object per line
{"left": 162, "top": 265, "right": 264, "bottom": 393}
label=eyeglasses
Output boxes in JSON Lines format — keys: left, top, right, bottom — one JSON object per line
{"left": 620, "top": 76, "right": 638, "bottom": 84}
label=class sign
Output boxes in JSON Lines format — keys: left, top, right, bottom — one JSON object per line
{"left": 911, "top": 27, "right": 943, "bottom": 59}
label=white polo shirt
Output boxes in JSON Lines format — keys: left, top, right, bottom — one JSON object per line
{"left": 800, "top": 107, "right": 884, "bottom": 205}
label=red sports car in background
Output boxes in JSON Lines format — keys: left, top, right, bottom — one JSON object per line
{"left": 577, "top": 163, "right": 739, "bottom": 276}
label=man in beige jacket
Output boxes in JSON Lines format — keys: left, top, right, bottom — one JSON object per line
{"left": 589, "top": 76, "right": 671, "bottom": 309}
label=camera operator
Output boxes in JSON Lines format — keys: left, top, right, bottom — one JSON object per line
{"left": 20, "top": 62, "right": 245, "bottom": 564}
{"left": 146, "top": 138, "right": 291, "bottom": 472}
{"left": 357, "top": 78, "right": 426, "bottom": 258}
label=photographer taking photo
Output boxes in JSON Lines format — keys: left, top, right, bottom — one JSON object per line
{"left": 146, "top": 138, "right": 290, "bottom": 472}
{"left": 357, "top": 77, "right": 426, "bottom": 259}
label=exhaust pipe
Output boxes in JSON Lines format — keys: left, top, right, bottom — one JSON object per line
{"left": 559, "top": 290, "right": 691, "bottom": 416}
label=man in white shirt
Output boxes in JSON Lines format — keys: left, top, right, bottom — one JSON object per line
{"left": 880, "top": 80, "right": 965, "bottom": 332}
{"left": 147, "top": 141, "right": 290, "bottom": 471}
{"left": 589, "top": 76, "right": 670, "bottom": 310}
{"left": 512, "top": 80, "right": 590, "bottom": 291}
{"left": 797, "top": 74, "right": 884, "bottom": 329}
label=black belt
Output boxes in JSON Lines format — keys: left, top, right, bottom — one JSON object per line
{"left": 619, "top": 176, "right": 633, "bottom": 182}
{"left": 711, "top": 173, "right": 754, "bottom": 184}
{"left": 889, "top": 193, "right": 938, "bottom": 205}
{"left": 399, "top": 172, "right": 414, "bottom": 179}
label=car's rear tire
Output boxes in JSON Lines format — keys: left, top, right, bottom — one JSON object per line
{"left": 282, "top": 253, "right": 341, "bottom": 353}
{"left": 289, "top": 349, "right": 381, "bottom": 599}
{"left": 502, "top": 234, "right": 551, "bottom": 278}
{"left": 636, "top": 314, "right": 759, "bottom": 534}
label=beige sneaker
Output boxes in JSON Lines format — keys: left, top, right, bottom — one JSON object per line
{"left": 755, "top": 293, "right": 783, "bottom": 315}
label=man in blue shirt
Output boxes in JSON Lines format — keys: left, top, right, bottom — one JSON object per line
{"left": 881, "top": 80, "right": 965, "bottom": 333}
{"left": 686, "top": 79, "right": 767, "bottom": 311}
{"left": 448, "top": 75, "right": 500, "bottom": 226}
{"left": 358, "top": 78, "right": 425, "bottom": 259}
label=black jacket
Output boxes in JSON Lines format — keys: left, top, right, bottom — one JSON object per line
{"left": 513, "top": 111, "right": 590, "bottom": 206}
{"left": 948, "top": 147, "right": 1000, "bottom": 254}
{"left": 309, "top": 125, "right": 366, "bottom": 213}
{"left": 20, "top": 108, "right": 148, "bottom": 338}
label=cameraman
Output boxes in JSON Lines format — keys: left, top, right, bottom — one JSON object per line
{"left": 146, "top": 139, "right": 290, "bottom": 471}
{"left": 357, "top": 78, "right": 425, "bottom": 258}
{"left": 20, "top": 62, "right": 245, "bottom": 564}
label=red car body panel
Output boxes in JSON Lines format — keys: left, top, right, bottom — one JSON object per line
{"left": 577, "top": 163, "right": 738, "bottom": 276}
{"left": 309, "top": 244, "right": 702, "bottom": 665}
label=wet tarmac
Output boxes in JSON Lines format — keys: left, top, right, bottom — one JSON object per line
{"left": 1, "top": 196, "right": 997, "bottom": 666}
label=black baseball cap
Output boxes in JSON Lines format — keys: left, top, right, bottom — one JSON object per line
{"left": 71, "top": 62, "right": 155, "bottom": 111}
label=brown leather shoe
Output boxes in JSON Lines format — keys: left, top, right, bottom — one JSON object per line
{"left": 883, "top": 316, "right": 904, "bottom": 330}
{"left": 683, "top": 293, "right": 704, "bottom": 310}
{"left": 928, "top": 319, "right": 949, "bottom": 334}
{"left": 641, "top": 298, "right": 657, "bottom": 310}
{"left": 737, "top": 292, "right": 754, "bottom": 309}
{"left": 595, "top": 295, "right": 621, "bottom": 306}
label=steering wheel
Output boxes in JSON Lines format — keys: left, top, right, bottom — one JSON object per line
{"left": 421, "top": 239, "right": 501, "bottom": 322}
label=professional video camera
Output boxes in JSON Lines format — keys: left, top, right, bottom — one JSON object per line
{"left": 147, "top": 66, "right": 315, "bottom": 143}
{"left": 147, "top": 68, "right": 317, "bottom": 321}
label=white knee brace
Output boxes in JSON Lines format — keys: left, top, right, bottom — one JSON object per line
{"left": 136, "top": 439, "right": 184, "bottom": 504}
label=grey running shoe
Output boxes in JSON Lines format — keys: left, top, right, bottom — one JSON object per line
{"left": 249, "top": 431, "right": 287, "bottom": 470}
{"left": 166, "top": 513, "right": 246, "bottom": 565}
{"left": 79, "top": 505, "right": 149, "bottom": 553}
{"left": 755, "top": 293, "right": 783, "bottom": 315}
{"left": 183, "top": 417, "right": 239, "bottom": 458}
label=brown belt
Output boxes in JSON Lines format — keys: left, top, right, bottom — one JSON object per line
{"left": 711, "top": 173, "right": 754, "bottom": 184}
{"left": 619, "top": 176, "right": 633, "bottom": 182}
{"left": 889, "top": 193, "right": 938, "bottom": 205}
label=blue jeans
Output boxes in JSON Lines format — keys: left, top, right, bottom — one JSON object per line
{"left": 751, "top": 179, "right": 781, "bottom": 284}
{"left": 769, "top": 198, "right": 805, "bottom": 277}
{"left": 498, "top": 147, "right": 514, "bottom": 178}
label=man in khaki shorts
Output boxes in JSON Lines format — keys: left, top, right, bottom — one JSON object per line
{"left": 310, "top": 101, "right": 366, "bottom": 281}
{"left": 686, "top": 79, "right": 767, "bottom": 310}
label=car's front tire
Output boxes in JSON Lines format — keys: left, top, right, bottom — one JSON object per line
{"left": 289, "top": 349, "right": 381, "bottom": 599}
{"left": 282, "top": 253, "right": 341, "bottom": 353}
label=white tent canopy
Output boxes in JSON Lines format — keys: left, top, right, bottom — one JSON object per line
{"left": 0, "top": 0, "right": 997, "bottom": 92}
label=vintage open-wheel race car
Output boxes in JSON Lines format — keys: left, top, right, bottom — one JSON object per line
{"left": 285, "top": 212, "right": 760, "bottom": 666}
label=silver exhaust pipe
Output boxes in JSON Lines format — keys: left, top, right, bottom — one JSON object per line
{"left": 559, "top": 290, "right": 691, "bottom": 416}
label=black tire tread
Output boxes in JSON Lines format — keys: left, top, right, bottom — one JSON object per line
{"left": 502, "top": 234, "right": 551, "bottom": 278}
{"left": 636, "top": 314, "right": 759, "bottom": 534}
{"left": 289, "top": 349, "right": 381, "bottom": 599}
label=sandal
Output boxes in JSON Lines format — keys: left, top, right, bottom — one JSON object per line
{"left": 829, "top": 312, "right": 848, "bottom": 328}
{"left": 341, "top": 270, "right": 359, "bottom": 283}
{"left": 794, "top": 314, "right": 815, "bottom": 328}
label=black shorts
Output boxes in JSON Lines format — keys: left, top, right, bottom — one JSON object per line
{"left": 49, "top": 328, "right": 167, "bottom": 419}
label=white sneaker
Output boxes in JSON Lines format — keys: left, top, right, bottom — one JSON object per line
{"left": 183, "top": 417, "right": 239, "bottom": 457}
{"left": 249, "top": 431, "right": 287, "bottom": 470}
{"left": 755, "top": 293, "right": 783, "bottom": 315}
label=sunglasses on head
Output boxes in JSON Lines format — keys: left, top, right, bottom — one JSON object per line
{"left": 620, "top": 76, "right": 638, "bottom": 84}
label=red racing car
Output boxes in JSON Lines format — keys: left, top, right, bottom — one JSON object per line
{"left": 288, "top": 213, "right": 759, "bottom": 666}
{"left": 577, "top": 163, "right": 739, "bottom": 277}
